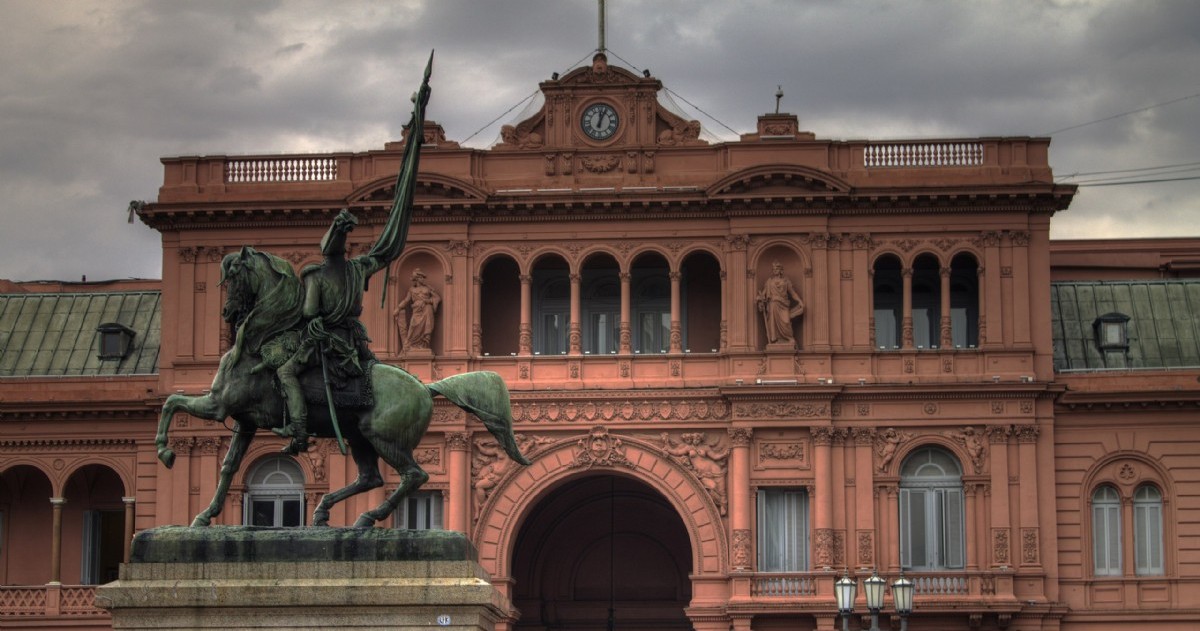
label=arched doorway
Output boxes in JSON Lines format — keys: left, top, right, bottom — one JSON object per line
{"left": 511, "top": 474, "right": 692, "bottom": 630}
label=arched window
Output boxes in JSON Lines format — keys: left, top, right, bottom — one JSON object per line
{"left": 244, "top": 457, "right": 305, "bottom": 527}
{"left": 899, "top": 447, "right": 964, "bottom": 570}
{"left": 911, "top": 255, "right": 941, "bottom": 349}
{"left": 872, "top": 255, "right": 902, "bottom": 349}
{"left": 1134, "top": 485, "right": 1164, "bottom": 576}
{"left": 1092, "top": 485, "right": 1121, "bottom": 576}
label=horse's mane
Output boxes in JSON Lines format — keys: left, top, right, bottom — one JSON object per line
{"left": 229, "top": 248, "right": 304, "bottom": 365}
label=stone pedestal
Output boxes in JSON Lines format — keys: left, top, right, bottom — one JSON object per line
{"left": 96, "top": 526, "right": 511, "bottom": 630}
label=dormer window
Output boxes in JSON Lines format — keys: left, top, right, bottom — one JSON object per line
{"left": 1093, "top": 312, "right": 1130, "bottom": 351}
{"left": 97, "top": 323, "right": 136, "bottom": 360}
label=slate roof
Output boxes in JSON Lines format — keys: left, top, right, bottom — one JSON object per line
{"left": 0, "top": 291, "right": 160, "bottom": 377}
{"left": 1051, "top": 280, "right": 1200, "bottom": 371}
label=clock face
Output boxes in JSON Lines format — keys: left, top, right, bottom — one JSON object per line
{"left": 581, "top": 103, "right": 620, "bottom": 141}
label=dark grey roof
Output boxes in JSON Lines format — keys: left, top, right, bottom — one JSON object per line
{"left": 0, "top": 292, "right": 160, "bottom": 377}
{"left": 1051, "top": 280, "right": 1200, "bottom": 371}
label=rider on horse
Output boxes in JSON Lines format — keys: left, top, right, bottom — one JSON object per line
{"left": 271, "top": 57, "right": 433, "bottom": 455}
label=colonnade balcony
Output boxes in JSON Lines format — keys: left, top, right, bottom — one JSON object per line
{"left": 728, "top": 568, "right": 1022, "bottom": 618}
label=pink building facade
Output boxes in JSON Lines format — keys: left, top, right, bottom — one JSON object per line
{"left": 3, "top": 54, "right": 1199, "bottom": 630}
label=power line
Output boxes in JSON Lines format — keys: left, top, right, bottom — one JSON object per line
{"left": 604, "top": 48, "right": 741, "bottom": 137}
{"left": 1057, "top": 160, "right": 1200, "bottom": 180}
{"left": 1070, "top": 165, "right": 1200, "bottom": 185}
{"left": 461, "top": 51, "right": 598, "bottom": 145}
{"left": 1040, "top": 89, "right": 1200, "bottom": 136}
{"left": 1075, "top": 175, "right": 1200, "bottom": 188}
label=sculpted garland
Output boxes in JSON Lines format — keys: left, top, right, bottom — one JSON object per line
{"left": 153, "top": 54, "right": 530, "bottom": 528}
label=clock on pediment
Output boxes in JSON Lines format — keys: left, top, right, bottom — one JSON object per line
{"left": 581, "top": 102, "right": 620, "bottom": 141}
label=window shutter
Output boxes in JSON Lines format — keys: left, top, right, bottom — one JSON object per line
{"left": 899, "top": 488, "right": 913, "bottom": 568}
{"left": 942, "top": 488, "right": 965, "bottom": 569}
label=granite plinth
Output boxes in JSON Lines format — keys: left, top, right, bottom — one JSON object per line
{"left": 130, "top": 525, "right": 477, "bottom": 563}
{"left": 96, "top": 527, "right": 510, "bottom": 630}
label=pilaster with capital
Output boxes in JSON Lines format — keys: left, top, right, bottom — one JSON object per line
{"left": 987, "top": 425, "right": 1012, "bottom": 552}
{"left": 1015, "top": 424, "right": 1040, "bottom": 534}
{"left": 853, "top": 428, "right": 876, "bottom": 562}
{"left": 727, "top": 428, "right": 753, "bottom": 542}
{"left": 568, "top": 272, "right": 582, "bottom": 355}
{"left": 725, "top": 234, "right": 752, "bottom": 351}
{"left": 446, "top": 431, "right": 472, "bottom": 533}
{"left": 619, "top": 271, "right": 632, "bottom": 354}
{"left": 519, "top": 274, "right": 533, "bottom": 355}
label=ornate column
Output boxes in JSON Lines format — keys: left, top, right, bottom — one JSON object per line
{"left": 939, "top": 266, "right": 953, "bottom": 348}
{"left": 1011, "top": 231, "right": 1032, "bottom": 345}
{"left": 168, "top": 436, "right": 194, "bottom": 525}
{"left": 901, "top": 267, "right": 914, "bottom": 349}
{"left": 811, "top": 234, "right": 831, "bottom": 351}
{"left": 986, "top": 425, "right": 1012, "bottom": 567}
{"left": 981, "top": 231, "right": 1003, "bottom": 348}
{"left": 472, "top": 275, "right": 483, "bottom": 356}
{"left": 49, "top": 497, "right": 66, "bottom": 584}
{"left": 854, "top": 429, "right": 876, "bottom": 569}
{"left": 122, "top": 496, "right": 136, "bottom": 563}
{"left": 1016, "top": 425, "right": 1041, "bottom": 567}
{"left": 725, "top": 235, "right": 752, "bottom": 352}
{"left": 518, "top": 274, "right": 532, "bottom": 355}
{"left": 813, "top": 427, "right": 834, "bottom": 569}
{"left": 976, "top": 266, "right": 988, "bottom": 347}
{"left": 445, "top": 432, "right": 472, "bottom": 533}
{"left": 619, "top": 271, "right": 632, "bottom": 354}
{"left": 965, "top": 484, "right": 980, "bottom": 570}
{"left": 568, "top": 272, "right": 582, "bottom": 355}
{"left": 727, "top": 428, "right": 753, "bottom": 572}
{"left": 884, "top": 485, "right": 900, "bottom": 573}
{"left": 669, "top": 270, "right": 683, "bottom": 353}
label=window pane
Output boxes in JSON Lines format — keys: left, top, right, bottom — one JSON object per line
{"left": 1092, "top": 487, "right": 1121, "bottom": 576}
{"left": 905, "top": 489, "right": 929, "bottom": 569}
{"left": 757, "top": 489, "right": 808, "bottom": 572}
{"left": 942, "top": 489, "right": 965, "bottom": 569}
{"left": 251, "top": 500, "right": 275, "bottom": 527}
{"left": 1135, "top": 486, "right": 1164, "bottom": 576}
{"left": 282, "top": 499, "right": 302, "bottom": 527}
{"left": 874, "top": 309, "right": 898, "bottom": 348}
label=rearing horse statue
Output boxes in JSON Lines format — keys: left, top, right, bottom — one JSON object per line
{"left": 152, "top": 52, "right": 530, "bottom": 528}
{"left": 154, "top": 247, "right": 529, "bottom": 528}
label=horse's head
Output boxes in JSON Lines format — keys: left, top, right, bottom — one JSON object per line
{"left": 219, "top": 247, "right": 262, "bottom": 328}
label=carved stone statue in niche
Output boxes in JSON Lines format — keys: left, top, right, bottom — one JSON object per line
{"left": 394, "top": 268, "right": 441, "bottom": 353}
{"left": 660, "top": 432, "right": 730, "bottom": 515}
{"left": 757, "top": 261, "right": 805, "bottom": 348}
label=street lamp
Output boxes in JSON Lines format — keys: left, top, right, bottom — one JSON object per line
{"left": 863, "top": 572, "right": 887, "bottom": 631}
{"left": 834, "top": 574, "right": 857, "bottom": 631}
{"left": 891, "top": 575, "right": 914, "bottom": 631}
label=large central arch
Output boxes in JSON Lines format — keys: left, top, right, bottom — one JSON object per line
{"left": 473, "top": 428, "right": 729, "bottom": 582}
{"left": 511, "top": 474, "right": 693, "bottom": 630}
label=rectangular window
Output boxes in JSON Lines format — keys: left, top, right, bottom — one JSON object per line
{"left": 912, "top": 308, "right": 931, "bottom": 348}
{"left": 874, "top": 309, "right": 898, "bottom": 349}
{"left": 1093, "top": 501, "right": 1121, "bottom": 576}
{"left": 1135, "top": 501, "right": 1163, "bottom": 575}
{"left": 637, "top": 311, "right": 670, "bottom": 353}
{"left": 394, "top": 491, "right": 444, "bottom": 530}
{"left": 587, "top": 312, "right": 619, "bottom": 354}
{"left": 757, "top": 488, "right": 808, "bottom": 572}
{"left": 900, "top": 488, "right": 964, "bottom": 570}
{"left": 539, "top": 312, "right": 567, "bottom": 354}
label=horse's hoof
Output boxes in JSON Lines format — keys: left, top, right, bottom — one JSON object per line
{"left": 352, "top": 514, "right": 375, "bottom": 528}
{"left": 311, "top": 510, "right": 330, "bottom": 527}
{"left": 158, "top": 448, "right": 176, "bottom": 469}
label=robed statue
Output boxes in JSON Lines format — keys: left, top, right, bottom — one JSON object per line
{"left": 153, "top": 52, "right": 530, "bottom": 529}
{"left": 394, "top": 268, "right": 441, "bottom": 353}
{"left": 757, "top": 261, "right": 805, "bottom": 348}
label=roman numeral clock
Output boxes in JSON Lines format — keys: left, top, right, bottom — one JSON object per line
{"left": 581, "top": 102, "right": 620, "bottom": 141}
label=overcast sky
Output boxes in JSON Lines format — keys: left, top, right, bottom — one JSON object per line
{"left": 2, "top": 0, "right": 1198, "bottom": 282}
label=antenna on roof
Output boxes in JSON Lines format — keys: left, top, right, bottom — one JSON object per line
{"left": 775, "top": 86, "right": 784, "bottom": 114}
{"left": 598, "top": 0, "right": 607, "bottom": 53}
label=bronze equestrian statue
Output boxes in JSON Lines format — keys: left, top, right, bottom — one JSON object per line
{"left": 153, "top": 52, "right": 530, "bottom": 528}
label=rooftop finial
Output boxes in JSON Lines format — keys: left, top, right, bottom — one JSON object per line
{"left": 598, "top": 0, "right": 607, "bottom": 53}
{"left": 775, "top": 85, "right": 784, "bottom": 114}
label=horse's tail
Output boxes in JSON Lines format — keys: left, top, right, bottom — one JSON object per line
{"left": 428, "top": 371, "right": 531, "bottom": 465}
